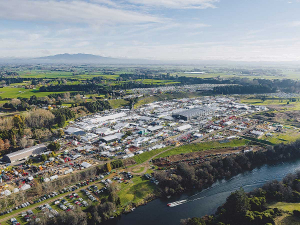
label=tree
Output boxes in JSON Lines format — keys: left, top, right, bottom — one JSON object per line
{"left": 0, "top": 139, "right": 4, "bottom": 151}
{"left": 220, "top": 188, "right": 250, "bottom": 223}
{"left": 13, "top": 115, "right": 25, "bottom": 130}
{"left": 4, "top": 139, "right": 10, "bottom": 149}
{"left": 57, "top": 114, "right": 66, "bottom": 128}
{"left": 48, "top": 142, "right": 61, "bottom": 152}
{"left": 105, "top": 162, "right": 112, "bottom": 172}
{"left": 19, "top": 138, "right": 27, "bottom": 148}
{"left": 25, "top": 109, "right": 55, "bottom": 128}
{"left": 57, "top": 129, "right": 64, "bottom": 137}
{"left": 41, "top": 154, "right": 47, "bottom": 161}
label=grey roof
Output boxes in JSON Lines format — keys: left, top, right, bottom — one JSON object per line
{"left": 6, "top": 144, "right": 47, "bottom": 158}
{"left": 172, "top": 107, "right": 212, "bottom": 118}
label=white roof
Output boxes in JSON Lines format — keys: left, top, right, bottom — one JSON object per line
{"left": 81, "top": 162, "right": 92, "bottom": 168}
{"left": 177, "top": 124, "right": 192, "bottom": 131}
{"left": 6, "top": 144, "right": 46, "bottom": 158}
{"left": 148, "top": 125, "right": 163, "bottom": 132}
{"left": 65, "top": 127, "right": 83, "bottom": 134}
{"left": 20, "top": 184, "right": 31, "bottom": 191}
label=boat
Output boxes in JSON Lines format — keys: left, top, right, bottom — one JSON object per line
{"left": 167, "top": 200, "right": 187, "bottom": 207}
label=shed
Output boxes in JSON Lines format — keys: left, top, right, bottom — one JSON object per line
{"left": 2, "top": 144, "right": 47, "bottom": 163}
{"left": 81, "top": 162, "right": 92, "bottom": 168}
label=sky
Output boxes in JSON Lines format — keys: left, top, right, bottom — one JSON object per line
{"left": 0, "top": 0, "right": 300, "bottom": 61}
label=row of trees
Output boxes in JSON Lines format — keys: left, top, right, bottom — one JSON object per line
{"left": 81, "top": 100, "right": 111, "bottom": 113}
{"left": 212, "top": 85, "right": 277, "bottom": 95}
{"left": 154, "top": 140, "right": 300, "bottom": 196}
{"left": 183, "top": 170, "right": 300, "bottom": 225}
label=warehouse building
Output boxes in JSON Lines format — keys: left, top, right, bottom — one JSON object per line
{"left": 172, "top": 107, "right": 213, "bottom": 121}
{"left": 2, "top": 144, "right": 47, "bottom": 163}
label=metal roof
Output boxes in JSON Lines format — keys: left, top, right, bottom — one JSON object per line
{"left": 6, "top": 144, "right": 46, "bottom": 158}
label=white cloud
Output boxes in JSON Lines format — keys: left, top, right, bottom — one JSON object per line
{"left": 126, "top": 0, "right": 219, "bottom": 9}
{"left": 0, "top": 0, "right": 161, "bottom": 25}
{"left": 286, "top": 21, "right": 300, "bottom": 27}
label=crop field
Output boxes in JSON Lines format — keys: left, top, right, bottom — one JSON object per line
{"left": 154, "top": 139, "right": 249, "bottom": 159}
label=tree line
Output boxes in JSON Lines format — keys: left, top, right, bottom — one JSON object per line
{"left": 182, "top": 169, "right": 300, "bottom": 225}
{"left": 154, "top": 140, "right": 300, "bottom": 197}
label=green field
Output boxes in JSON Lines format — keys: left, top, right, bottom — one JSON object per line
{"left": 109, "top": 99, "right": 129, "bottom": 109}
{"left": 269, "top": 202, "right": 300, "bottom": 212}
{"left": 133, "top": 147, "right": 170, "bottom": 164}
{"left": 175, "top": 72, "right": 282, "bottom": 80}
{"left": 154, "top": 139, "right": 249, "bottom": 159}
{"left": 261, "top": 130, "right": 300, "bottom": 144}
{"left": 134, "top": 92, "right": 202, "bottom": 109}
{"left": 0, "top": 86, "right": 71, "bottom": 99}
{"left": 118, "top": 175, "right": 157, "bottom": 206}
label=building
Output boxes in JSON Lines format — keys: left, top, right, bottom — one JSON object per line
{"left": 177, "top": 124, "right": 192, "bottom": 132}
{"left": 2, "top": 144, "right": 47, "bottom": 163}
{"left": 172, "top": 107, "right": 213, "bottom": 121}
{"left": 100, "top": 133, "right": 124, "bottom": 143}
{"left": 65, "top": 127, "right": 86, "bottom": 136}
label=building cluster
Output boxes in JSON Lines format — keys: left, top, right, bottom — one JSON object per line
{"left": 0, "top": 96, "right": 273, "bottom": 195}
{"left": 62, "top": 97, "right": 268, "bottom": 159}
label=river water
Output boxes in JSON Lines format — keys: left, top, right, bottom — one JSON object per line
{"left": 103, "top": 160, "right": 300, "bottom": 225}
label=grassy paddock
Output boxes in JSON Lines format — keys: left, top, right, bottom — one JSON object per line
{"left": 133, "top": 147, "right": 170, "bottom": 164}
{"left": 269, "top": 202, "right": 300, "bottom": 212}
{"left": 154, "top": 139, "right": 249, "bottom": 159}
{"left": 118, "top": 176, "right": 157, "bottom": 206}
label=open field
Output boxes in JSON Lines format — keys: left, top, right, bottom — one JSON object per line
{"left": 175, "top": 72, "right": 283, "bottom": 80}
{"left": 261, "top": 129, "right": 300, "bottom": 144}
{"left": 118, "top": 175, "right": 157, "bottom": 206}
{"left": 269, "top": 202, "right": 300, "bottom": 212}
{"left": 133, "top": 147, "right": 170, "bottom": 164}
{"left": 154, "top": 139, "right": 249, "bottom": 159}
{"left": 109, "top": 99, "right": 129, "bottom": 109}
{"left": 0, "top": 86, "right": 71, "bottom": 99}
{"left": 134, "top": 92, "right": 202, "bottom": 109}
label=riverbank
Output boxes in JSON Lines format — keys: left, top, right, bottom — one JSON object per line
{"left": 102, "top": 159, "right": 300, "bottom": 225}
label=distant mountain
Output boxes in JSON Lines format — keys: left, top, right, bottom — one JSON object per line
{"left": 0, "top": 53, "right": 159, "bottom": 65}
{"left": 37, "top": 53, "right": 112, "bottom": 62}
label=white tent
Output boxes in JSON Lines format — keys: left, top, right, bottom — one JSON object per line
{"left": 50, "top": 175, "right": 58, "bottom": 181}
{"left": 2, "top": 190, "right": 11, "bottom": 196}
{"left": 81, "top": 162, "right": 92, "bottom": 168}
{"left": 44, "top": 178, "right": 50, "bottom": 183}
{"left": 20, "top": 184, "right": 31, "bottom": 191}
{"left": 13, "top": 188, "right": 19, "bottom": 193}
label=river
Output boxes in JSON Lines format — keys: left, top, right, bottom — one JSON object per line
{"left": 103, "top": 160, "right": 300, "bottom": 225}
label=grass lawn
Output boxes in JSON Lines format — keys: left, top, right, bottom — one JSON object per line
{"left": 154, "top": 139, "right": 249, "bottom": 159}
{"left": 261, "top": 130, "right": 300, "bottom": 144}
{"left": 241, "top": 98, "right": 292, "bottom": 106}
{"left": 118, "top": 176, "right": 157, "bottom": 206}
{"left": 133, "top": 147, "right": 170, "bottom": 164}
{"left": 132, "top": 167, "right": 145, "bottom": 173}
{"left": 0, "top": 86, "right": 71, "bottom": 99}
{"left": 109, "top": 99, "right": 129, "bottom": 109}
{"left": 269, "top": 202, "right": 300, "bottom": 212}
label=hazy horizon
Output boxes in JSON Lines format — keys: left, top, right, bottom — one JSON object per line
{"left": 1, "top": 0, "right": 300, "bottom": 62}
